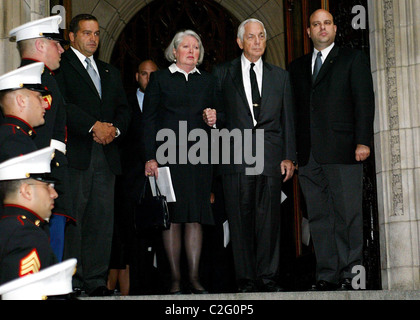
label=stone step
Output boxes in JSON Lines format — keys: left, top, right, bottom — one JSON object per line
{"left": 80, "top": 290, "right": 420, "bottom": 300}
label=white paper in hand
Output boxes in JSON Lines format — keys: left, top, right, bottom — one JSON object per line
{"left": 149, "top": 167, "right": 176, "bottom": 202}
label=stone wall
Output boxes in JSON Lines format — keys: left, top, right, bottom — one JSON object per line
{"left": 0, "top": 0, "right": 49, "bottom": 74}
{"left": 368, "top": 0, "right": 420, "bottom": 290}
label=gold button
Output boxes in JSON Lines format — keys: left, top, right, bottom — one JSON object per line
{"left": 35, "top": 220, "right": 40, "bottom": 227}
{"left": 16, "top": 126, "right": 20, "bottom": 130}
{"left": 28, "top": 130, "right": 33, "bottom": 136}
{"left": 21, "top": 216, "right": 26, "bottom": 220}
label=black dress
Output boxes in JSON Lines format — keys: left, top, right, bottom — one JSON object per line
{"left": 143, "top": 67, "right": 216, "bottom": 225}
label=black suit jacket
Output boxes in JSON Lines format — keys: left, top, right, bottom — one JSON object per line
{"left": 55, "top": 49, "right": 131, "bottom": 175}
{"left": 288, "top": 45, "right": 375, "bottom": 166}
{"left": 213, "top": 57, "right": 296, "bottom": 177}
{"left": 120, "top": 91, "right": 146, "bottom": 201}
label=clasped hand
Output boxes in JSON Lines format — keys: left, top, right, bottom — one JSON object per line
{"left": 92, "top": 121, "right": 116, "bottom": 145}
{"left": 203, "top": 108, "right": 217, "bottom": 127}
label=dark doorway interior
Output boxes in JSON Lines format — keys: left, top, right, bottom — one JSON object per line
{"left": 111, "top": 0, "right": 241, "bottom": 93}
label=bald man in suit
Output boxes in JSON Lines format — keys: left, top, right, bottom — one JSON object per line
{"left": 288, "top": 9, "right": 375, "bottom": 291}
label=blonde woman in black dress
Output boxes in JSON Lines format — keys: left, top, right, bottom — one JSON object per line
{"left": 143, "top": 30, "right": 217, "bottom": 294}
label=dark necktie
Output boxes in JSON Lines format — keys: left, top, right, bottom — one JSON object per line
{"left": 85, "top": 58, "right": 102, "bottom": 97}
{"left": 250, "top": 63, "right": 261, "bottom": 121}
{"left": 312, "top": 51, "right": 322, "bottom": 83}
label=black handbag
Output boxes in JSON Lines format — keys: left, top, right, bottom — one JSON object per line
{"left": 135, "top": 176, "right": 171, "bottom": 231}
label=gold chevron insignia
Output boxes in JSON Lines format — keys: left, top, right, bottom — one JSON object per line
{"left": 19, "top": 249, "right": 41, "bottom": 277}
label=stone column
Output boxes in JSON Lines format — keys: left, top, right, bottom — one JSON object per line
{"left": 368, "top": 0, "right": 420, "bottom": 290}
{"left": 0, "top": 0, "right": 49, "bottom": 74}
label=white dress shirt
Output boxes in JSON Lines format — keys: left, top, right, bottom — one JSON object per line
{"left": 311, "top": 42, "right": 335, "bottom": 73}
{"left": 136, "top": 89, "right": 144, "bottom": 112}
{"left": 168, "top": 63, "right": 201, "bottom": 81}
{"left": 241, "top": 54, "right": 263, "bottom": 126}
{"left": 70, "top": 46, "right": 101, "bottom": 77}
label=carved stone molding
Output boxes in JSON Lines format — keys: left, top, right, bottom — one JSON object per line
{"left": 383, "top": 0, "right": 403, "bottom": 217}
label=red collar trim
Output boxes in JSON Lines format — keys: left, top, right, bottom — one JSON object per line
{"left": 3, "top": 204, "right": 45, "bottom": 222}
{"left": 21, "top": 58, "right": 54, "bottom": 75}
{"left": 3, "top": 115, "right": 36, "bottom": 134}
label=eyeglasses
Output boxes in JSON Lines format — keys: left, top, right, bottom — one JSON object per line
{"left": 27, "top": 183, "right": 55, "bottom": 189}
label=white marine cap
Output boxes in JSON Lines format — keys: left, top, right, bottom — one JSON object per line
{"left": 0, "top": 62, "right": 50, "bottom": 95}
{"left": 0, "top": 147, "right": 55, "bottom": 181}
{"left": 9, "top": 15, "right": 68, "bottom": 44}
{"left": 0, "top": 259, "right": 77, "bottom": 300}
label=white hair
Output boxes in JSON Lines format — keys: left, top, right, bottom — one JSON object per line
{"left": 164, "top": 30, "right": 205, "bottom": 65}
{"left": 237, "top": 18, "right": 267, "bottom": 41}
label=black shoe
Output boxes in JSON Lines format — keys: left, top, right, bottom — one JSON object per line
{"left": 169, "top": 290, "right": 183, "bottom": 295}
{"left": 73, "top": 287, "right": 84, "bottom": 296}
{"left": 337, "top": 278, "right": 354, "bottom": 291}
{"left": 237, "top": 280, "right": 257, "bottom": 293}
{"left": 190, "top": 287, "right": 208, "bottom": 294}
{"left": 89, "top": 286, "right": 113, "bottom": 297}
{"left": 259, "top": 282, "right": 284, "bottom": 292}
{"left": 314, "top": 280, "right": 338, "bottom": 291}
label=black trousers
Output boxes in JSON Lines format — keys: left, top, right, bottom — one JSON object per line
{"left": 222, "top": 172, "right": 282, "bottom": 285}
{"left": 298, "top": 152, "right": 363, "bottom": 283}
{"left": 63, "top": 143, "right": 115, "bottom": 293}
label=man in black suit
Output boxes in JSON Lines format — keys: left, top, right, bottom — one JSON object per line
{"left": 288, "top": 9, "right": 375, "bottom": 291}
{"left": 108, "top": 59, "right": 160, "bottom": 295}
{"left": 55, "top": 14, "right": 131, "bottom": 296}
{"left": 212, "top": 18, "right": 296, "bottom": 292}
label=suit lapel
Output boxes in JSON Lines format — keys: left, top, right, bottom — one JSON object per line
{"left": 65, "top": 49, "right": 102, "bottom": 99}
{"left": 228, "top": 58, "right": 250, "bottom": 112}
{"left": 313, "top": 45, "right": 339, "bottom": 87}
{"left": 260, "top": 62, "right": 273, "bottom": 115}
{"left": 97, "top": 60, "right": 110, "bottom": 99}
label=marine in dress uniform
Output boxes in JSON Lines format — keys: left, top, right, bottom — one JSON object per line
{"left": 9, "top": 15, "right": 74, "bottom": 261}
{"left": 0, "top": 147, "right": 59, "bottom": 286}
{"left": 0, "top": 62, "right": 50, "bottom": 162}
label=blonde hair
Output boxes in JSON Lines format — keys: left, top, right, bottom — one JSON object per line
{"left": 164, "top": 30, "right": 205, "bottom": 65}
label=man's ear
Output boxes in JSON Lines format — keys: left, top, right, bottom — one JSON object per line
{"left": 236, "top": 37, "right": 244, "bottom": 50}
{"left": 15, "top": 91, "right": 27, "bottom": 111}
{"left": 34, "top": 38, "right": 46, "bottom": 53}
{"left": 69, "top": 32, "right": 75, "bottom": 43}
{"left": 19, "top": 182, "right": 33, "bottom": 201}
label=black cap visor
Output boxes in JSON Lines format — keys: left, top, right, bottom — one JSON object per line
{"left": 43, "top": 32, "right": 69, "bottom": 46}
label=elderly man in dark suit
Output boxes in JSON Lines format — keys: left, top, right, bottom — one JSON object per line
{"left": 288, "top": 9, "right": 375, "bottom": 291}
{"left": 212, "top": 18, "right": 296, "bottom": 293}
{"left": 55, "top": 14, "right": 131, "bottom": 296}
